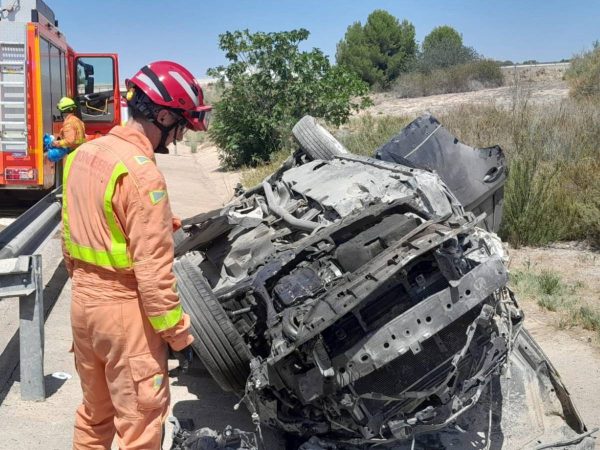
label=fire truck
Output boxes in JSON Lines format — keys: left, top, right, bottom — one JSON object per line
{"left": 0, "top": 0, "right": 121, "bottom": 194}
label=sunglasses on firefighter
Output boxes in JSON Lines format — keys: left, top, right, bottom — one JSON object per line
{"left": 171, "top": 110, "right": 206, "bottom": 131}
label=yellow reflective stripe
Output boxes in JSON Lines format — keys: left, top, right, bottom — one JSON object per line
{"left": 62, "top": 153, "right": 132, "bottom": 269}
{"left": 147, "top": 305, "right": 183, "bottom": 332}
{"left": 104, "top": 161, "right": 132, "bottom": 268}
{"left": 64, "top": 242, "right": 132, "bottom": 268}
{"left": 61, "top": 149, "right": 79, "bottom": 249}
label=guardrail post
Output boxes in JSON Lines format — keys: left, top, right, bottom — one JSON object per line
{"left": 0, "top": 255, "right": 45, "bottom": 401}
{"left": 18, "top": 254, "right": 45, "bottom": 401}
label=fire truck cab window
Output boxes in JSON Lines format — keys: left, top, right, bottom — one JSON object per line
{"left": 40, "top": 38, "right": 67, "bottom": 134}
{"left": 76, "top": 57, "right": 115, "bottom": 122}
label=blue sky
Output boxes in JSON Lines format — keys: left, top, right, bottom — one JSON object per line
{"left": 48, "top": 0, "right": 599, "bottom": 79}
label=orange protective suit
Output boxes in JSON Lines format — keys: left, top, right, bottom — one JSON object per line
{"left": 62, "top": 125, "right": 193, "bottom": 449}
{"left": 56, "top": 113, "right": 86, "bottom": 149}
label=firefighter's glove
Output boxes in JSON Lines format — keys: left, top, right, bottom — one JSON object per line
{"left": 47, "top": 147, "right": 68, "bottom": 163}
{"left": 172, "top": 345, "right": 194, "bottom": 375}
{"left": 43, "top": 133, "right": 55, "bottom": 151}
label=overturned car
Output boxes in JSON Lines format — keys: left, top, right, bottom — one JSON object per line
{"left": 173, "top": 115, "right": 594, "bottom": 449}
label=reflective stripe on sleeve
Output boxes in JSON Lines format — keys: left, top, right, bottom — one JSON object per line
{"left": 147, "top": 304, "right": 183, "bottom": 332}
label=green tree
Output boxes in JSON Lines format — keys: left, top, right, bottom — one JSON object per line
{"left": 207, "top": 29, "right": 370, "bottom": 168}
{"left": 336, "top": 10, "right": 416, "bottom": 87}
{"left": 420, "top": 25, "right": 477, "bottom": 70}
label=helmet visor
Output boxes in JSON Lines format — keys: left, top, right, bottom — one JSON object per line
{"left": 183, "top": 106, "right": 211, "bottom": 131}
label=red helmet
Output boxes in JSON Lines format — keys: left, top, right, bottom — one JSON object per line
{"left": 126, "top": 61, "right": 211, "bottom": 131}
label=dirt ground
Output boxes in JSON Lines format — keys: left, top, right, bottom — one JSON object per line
{"left": 508, "top": 244, "right": 600, "bottom": 429}
{"left": 157, "top": 142, "right": 240, "bottom": 218}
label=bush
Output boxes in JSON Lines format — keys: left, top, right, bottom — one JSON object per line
{"left": 420, "top": 26, "right": 477, "bottom": 71}
{"left": 565, "top": 41, "right": 600, "bottom": 100}
{"left": 393, "top": 60, "right": 503, "bottom": 98}
{"left": 336, "top": 10, "right": 417, "bottom": 88}
{"left": 208, "top": 29, "right": 370, "bottom": 168}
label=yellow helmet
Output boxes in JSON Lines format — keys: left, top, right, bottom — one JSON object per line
{"left": 57, "top": 97, "right": 76, "bottom": 112}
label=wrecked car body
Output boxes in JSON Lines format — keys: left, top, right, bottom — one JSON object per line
{"left": 173, "top": 115, "right": 594, "bottom": 449}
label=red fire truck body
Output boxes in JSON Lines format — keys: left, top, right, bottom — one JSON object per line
{"left": 0, "top": 0, "right": 121, "bottom": 192}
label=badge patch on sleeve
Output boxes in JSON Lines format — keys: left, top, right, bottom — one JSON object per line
{"left": 149, "top": 190, "right": 167, "bottom": 205}
{"left": 134, "top": 155, "right": 151, "bottom": 165}
{"left": 153, "top": 374, "right": 164, "bottom": 391}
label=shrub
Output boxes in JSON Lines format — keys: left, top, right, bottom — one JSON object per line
{"left": 208, "top": 29, "right": 370, "bottom": 168}
{"left": 393, "top": 60, "right": 503, "bottom": 98}
{"left": 565, "top": 41, "right": 600, "bottom": 100}
{"left": 573, "top": 306, "right": 600, "bottom": 336}
{"left": 570, "top": 166, "right": 600, "bottom": 247}
{"left": 420, "top": 26, "right": 477, "bottom": 71}
{"left": 336, "top": 10, "right": 417, "bottom": 88}
{"left": 538, "top": 271, "right": 562, "bottom": 295}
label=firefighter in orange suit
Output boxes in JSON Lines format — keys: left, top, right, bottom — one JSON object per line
{"left": 45, "top": 97, "right": 86, "bottom": 163}
{"left": 55, "top": 97, "right": 86, "bottom": 149}
{"left": 61, "top": 61, "right": 211, "bottom": 449}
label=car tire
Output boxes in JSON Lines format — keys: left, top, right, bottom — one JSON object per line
{"left": 174, "top": 255, "right": 251, "bottom": 393}
{"left": 292, "top": 115, "right": 349, "bottom": 160}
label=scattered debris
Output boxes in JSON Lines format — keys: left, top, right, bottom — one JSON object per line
{"left": 50, "top": 372, "right": 72, "bottom": 380}
{"left": 169, "top": 417, "right": 257, "bottom": 450}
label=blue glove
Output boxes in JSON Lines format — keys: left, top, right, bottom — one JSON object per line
{"left": 43, "top": 133, "right": 55, "bottom": 151}
{"left": 47, "top": 147, "right": 68, "bottom": 163}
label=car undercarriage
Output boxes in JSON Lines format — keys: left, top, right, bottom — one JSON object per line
{"left": 172, "top": 115, "right": 595, "bottom": 449}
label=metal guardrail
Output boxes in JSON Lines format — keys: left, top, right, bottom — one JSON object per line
{"left": 0, "top": 255, "right": 44, "bottom": 400}
{"left": 0, "top": 186, "right": 62, "bottom": 259}
{"left": 0, "top": 186, "right": 62, "bottom": 401}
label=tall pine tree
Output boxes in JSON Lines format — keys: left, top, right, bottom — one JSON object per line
{"left": 336, "top": 10, "right": 416, "bottom": 88}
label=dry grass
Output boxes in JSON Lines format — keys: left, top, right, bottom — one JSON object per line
{"left": 240, "top": 148, "right": 291, "bottom": 188}
{"left": 393, "top": 60, "right": 504, "bottom": 98}
{"left": 565, "top": 43, "right": 600, "bottom": 100}
{"left": 501, "top": 63, "right": 569, "bottom": 85}
{"left": 336, "top": 115, "right": 412, "bottom": 156}
{"left": 510, "top": 267, "right": 600, "bottom": 338}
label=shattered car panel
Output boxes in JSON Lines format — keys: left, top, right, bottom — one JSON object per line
{"left": 174, "top": 115, "right": 592, "bottom": 449}
{"left": 375, "top": 114, "right": 506, "bottom": 233}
